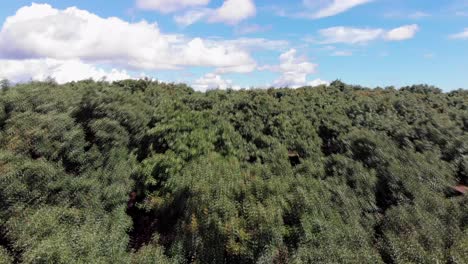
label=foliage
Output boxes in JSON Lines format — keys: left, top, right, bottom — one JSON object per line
{"left": 0, "top": 80, "right": 467, "bottom": 263}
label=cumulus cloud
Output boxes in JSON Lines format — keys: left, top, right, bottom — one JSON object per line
{"left": 136, "top": 0, "right": 210, "bottom": 13}
{"left": 0, "top": 59, "right": 131, "bottom": 84}
{"left": 196, "top": 38, "right": 289, "bottom": 73}
{"left": 308, "top": 78, "right": 330, "bottom": 86}
{"left": 384, "top": 24, "right": 419, "bottom": 41}
{"left": 267, "top": 49, "right": 324, "bottom": 88}
{"left": 175, "top": 0, "right": 256, "bottom": 26}
{"left": 0, "top": 3, "right": 256, "bottom": 73}
{"left": 449, "top": 28, "right": 468, "bottom": 39}
{"left": 192, "top": 73, "right": 240, "bottom": 91}
{"left": 318, "top": 24, "right": 419, "bottom": 44}
{"left": 210, "top": 0, "right": 256, "bottom": 24}
{"left": 303, "top": 0, "right": 373, "bottom": 19}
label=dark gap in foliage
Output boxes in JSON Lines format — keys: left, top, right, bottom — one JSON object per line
{"left": 374, "top": 175, "right": 397, "bottom": 212}
{"left": 288, "top": 151, "right": 301, "bottom": 167}
{"left": 457, "top": 162, "right": 468, "bottom": 185}
{"left": 155, "top": 190, "right": 191, "bottom": 251}
{"left": 273, "top": 247, "right": 290, "bottom": 264}
{"left": 126, "top": 190, "right": 159, "bottom": 251}
{"left": 246, "top": 155, "right": 257, "bottom": 163}
{"left": 0, "top": 226, "right": 19, "bottom": 263}
{"left": 253, "top": 137, "right": 270, "bottom": 149}
{"left": 127, "top": 207, "right": 159, "bottom": 251}
{"left": 127, "top": 189, "right": 190, "bottom": 253}
{"left": 318, "top": 125, "right": 343, "bottom": 156}
{"left": 72, "top": 104, "right": 96, "bottom": 152}
{"left": 0, "top": 105, "right": 7, "bottom": 130}
{"left": 61, "top": 156, "right": 83, "bottom": 175}
{"left": 29, "top": 149, "right": 42, "bottom": 160}
{"left": 137, "top": 135, "right": 170, "bottom": 162}
{"left": 273, "top": 91, "right": 285, "bottom": 100}
{"left": 136, "top": 136, "right": 152, "bottom": 162}
{"left": 373, "top": 221, "right": 395, "bottom": 264}
{"left": 374, "top": 170, "right": 415, "bottom": 212}
{"left": 282, "top": 211, "right": 301, "bottom": 252}
{"left": 351, "top": 138, "right": 380, "bottom": 168}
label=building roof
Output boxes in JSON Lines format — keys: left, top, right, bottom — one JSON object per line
{"left": 452, "top": 185, "right": 468, "bottom": 195}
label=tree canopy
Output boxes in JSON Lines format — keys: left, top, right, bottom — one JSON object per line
{"left": 0, "top": 80, "right": 467, "bottom": 263}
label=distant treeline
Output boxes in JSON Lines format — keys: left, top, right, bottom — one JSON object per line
{"left": 0, "top": 79, "right": 467, "bottom": 263}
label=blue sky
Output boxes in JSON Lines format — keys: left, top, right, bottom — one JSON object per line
{"left": 0, "top": 0, "right": 467, "bottom": 91}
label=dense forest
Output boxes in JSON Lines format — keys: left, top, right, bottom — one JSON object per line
{"left": 0, "top": 79, "right": 467, "bottom": 264}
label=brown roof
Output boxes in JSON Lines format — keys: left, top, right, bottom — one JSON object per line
{"left": 288, "top": 151, "right": 299, "bottom": 157}
{"left": 452, "top": 185, "right": 468, "bottom": 195}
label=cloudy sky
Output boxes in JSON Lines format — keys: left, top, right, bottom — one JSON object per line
{"left": 0, "top": 0, "right": 467, "bottom": 91}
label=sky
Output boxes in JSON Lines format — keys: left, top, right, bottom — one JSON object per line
{"left": 0, "top": 0, "right": 467, "bottom": 91}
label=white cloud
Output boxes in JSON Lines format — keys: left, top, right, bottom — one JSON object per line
{"left": 235, "top": 24, "right": 271, "bottom": 35}
{"left": 0, "top": 3, "right": 256, "bottom": 73}
{"left": 308, "top": 78, "right": 330, "bottom": 86}
{"left": 278, "top": 49, "right": 317, "bottom": 75}
{"left": 319, "top": 27, "right": 384, "bottom": 44}
{"left": 423, "top": 53, "right": 435, "bottom": 59}
{"left": 318, "top": 24, "right": 419, "bottom": 44}
{"left": 384, "top": 24, "right": 419, "bottom": 41}
{"left": 210, "top": 0, "right": 256, "bottom": 24}
{"left": 177, "top": 38, "right": 256, "bottom": 71}
{"left": 174, "top": 9, "right": 210, "bottom": 26}
{"left": 0, "top": 59, "right": 131, "bottom": 84}
{"left": 304, "top": 0, "right": 373, "bottom": 19}
{"left": 450, "top": 28, "right": 468, "bottom": 39}
{"left": 136, "top": 0, "right": 210, "bottom": 13}
{"left": 198, "top": 38, "right": 288, "bottom": 73}
{"left": 175, "top": 0, "right": 256, "bottom": 26}
{"left": 215, "top": 64, "right": 256, "bottom": 74}
{"left": 331, "top": 50, "right": 353, "bottom": 56}
{"left": 268, "top": 49, "right": 322, "bottom": 88}
{"left": 384, "top": 11, "right": 430, "bottom": 20}
{"left": 192, "top": 73, "right": 240, "bottom": 91}
{"left": 409, "top": 11, "right": 430, "bottom": 19}
{"left": 216, "top": 38, "right": 289, "bottom": 51}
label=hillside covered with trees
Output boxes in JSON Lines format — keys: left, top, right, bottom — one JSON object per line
{"left": 0, "top": 80, "right": 467, "bottom": 264}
